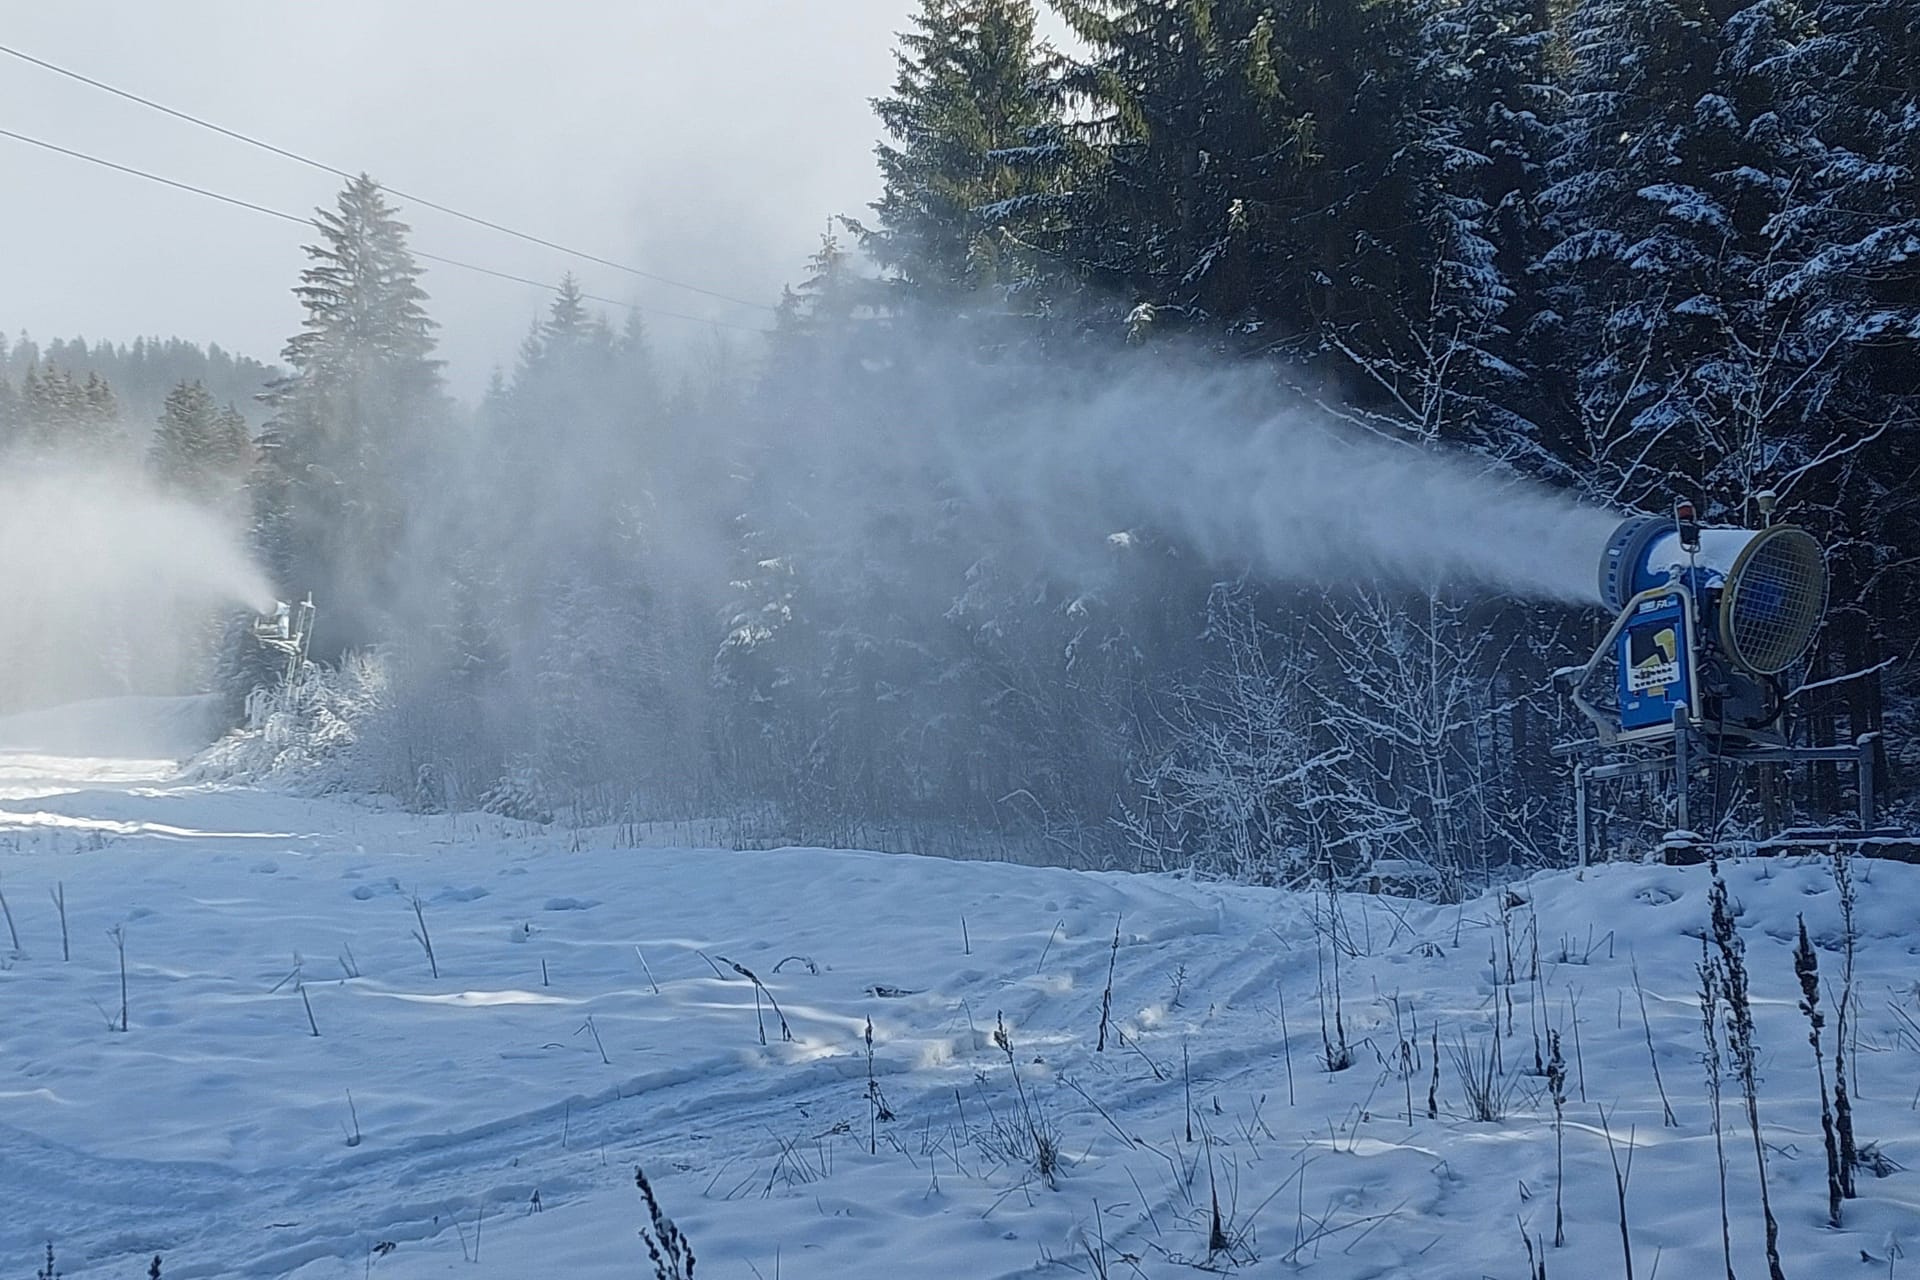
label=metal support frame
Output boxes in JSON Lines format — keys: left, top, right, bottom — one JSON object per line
{"left": 251, "top": 595, "right": 316, "bottom": 718}
{"left": 1674, "top": 706, "right": 1691, "bottom": 833}
{"left": 1568, "top": 730, "right": 1879, "bottom": 861}
{"left": 1575, "top": 763, "right": 1589, "bottom": 871}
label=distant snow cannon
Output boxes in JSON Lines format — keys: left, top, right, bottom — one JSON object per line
{"left": 1561, "top": 497, "right": 1887, "bottom": 863}
{"left": 246, "top": 595, "right": 315, "bottom": 726}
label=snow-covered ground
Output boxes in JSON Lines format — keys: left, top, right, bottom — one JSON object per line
{"left": 2, "top": 699, "right": 1916, "bottom": 1279}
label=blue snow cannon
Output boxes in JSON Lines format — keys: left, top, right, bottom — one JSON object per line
{"left": 1586, "top": 500, "right": 1825, "bottom": 742}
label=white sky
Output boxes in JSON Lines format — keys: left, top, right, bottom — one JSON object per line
{"left": 0, "top": 2, "right": 995, "bottom": 397}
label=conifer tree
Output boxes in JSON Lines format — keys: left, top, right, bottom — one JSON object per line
{"left": 256, "top": 174, "right": 443, "bottom": 652}
{"left": 1048, "top": 0, "right": 1430, "bottom": 354}
{"left": 1536, "top": 0, "right": 1812, "bottom": 511}
{"left": 869, "top": 0, "right": 1052, "bottom": 302}
{"left": 1765, "top": 0, "right": 1920, "bottom": 762}
{"left": 1414, "top": 0, "right": 1559, "bottom": 460}
{"left": 0, "top": 375, "right": 19, "bottom": 452}
{"left": 14, "top": 362, "right": 128, "bottom": 458}
{"left": 150, "top": 379, "right": 251, "bottom": 510}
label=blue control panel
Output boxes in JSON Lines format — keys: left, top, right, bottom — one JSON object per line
{"left": 1616, "top": 592, "right": 1692, "bottom": 734}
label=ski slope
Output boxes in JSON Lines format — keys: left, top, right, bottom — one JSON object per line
{"left": 1, "top": 699, "right": 1916, "bottom": 1278}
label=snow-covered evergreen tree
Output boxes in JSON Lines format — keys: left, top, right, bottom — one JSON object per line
{"left": 13, "top": 362, "right": 128, "bottom": 458}
{"left": 256, "top": 174, "right": 443, "bottom": 654}
{"left": 149, "top": 379, "right": 251, "bottom": 511}
{"left": 869, "top": 0, "right": 1053, "bottom": 304}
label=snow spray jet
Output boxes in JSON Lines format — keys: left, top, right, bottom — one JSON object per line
{"left": 945, "top": 364, "right": 1621, "bottom": 605}
{"left": 0, "top": 460, "right": 276, "bottom": 711}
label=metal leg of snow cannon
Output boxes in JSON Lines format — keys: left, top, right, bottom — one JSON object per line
{"left": 1672, "top": 706, "right": 1691, "bottom": 836}
{"left": 1575, "top": 763, "right": 1589, "bottom": 874}
{"left": 1857, "top": 733, "right": 1877, "bottom": 830}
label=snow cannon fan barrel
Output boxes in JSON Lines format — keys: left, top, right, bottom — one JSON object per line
{"left": 1598, "top": 512, "right": 1826, "bottom": 673}
{"left": 1586, "top": 503, "right": 1825, "bottom": 741}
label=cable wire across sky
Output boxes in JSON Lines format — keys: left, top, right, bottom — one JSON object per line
{"left": 0, "top": 124, "right": 775, "bottom": 335}
{"left": 0, "top": 39, "right": 778, "bottom": 325}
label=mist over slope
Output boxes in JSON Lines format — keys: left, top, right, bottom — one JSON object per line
{"left": 0, "top": 459, "right": 272, "bottom": 714}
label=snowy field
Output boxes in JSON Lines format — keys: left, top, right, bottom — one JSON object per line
{"left": 2, "top": 700, "right": 1917, "bottom": 1279}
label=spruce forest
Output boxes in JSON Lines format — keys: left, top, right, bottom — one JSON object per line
{"left": 4, "top": 0, "right": 1916, "bottom": 886}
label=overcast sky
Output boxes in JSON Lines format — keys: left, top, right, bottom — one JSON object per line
{"left": 0, "top": 2, "right": 1018, "bottom": 397}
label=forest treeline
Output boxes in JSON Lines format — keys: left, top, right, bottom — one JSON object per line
{"left": 0, "top": 333, "right": 275, "bottom": 438}
{"left": 11, "top": 0, "right": 1916, "bottom": 884}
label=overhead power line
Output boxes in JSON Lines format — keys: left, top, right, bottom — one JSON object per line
{"left": 0, "top": 126, "right": 306, "bottom": 225}
{"left": 0, "top": 40, "right": 774, "bottom": 312}
{"left": 0, "top": 125, "right": 773, "bottom": 334}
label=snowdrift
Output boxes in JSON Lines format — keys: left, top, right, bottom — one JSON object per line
{"left": 2, "top": 732, "right": 1916, "bottom": 1277}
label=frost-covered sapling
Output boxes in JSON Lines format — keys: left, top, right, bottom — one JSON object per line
{"left": 1277, "top": 980, "right": 1296, "bottom": 1106}
{"left": 1427, "top": 1026, "right": 1439, "bottom": 1119}
{"left": 864, "top": 1016, "right": 894, "bottom": 1154}
{"left": 1711, "top": 864, "right": 1785, "bottom": 1280}
{"left": 1097, "top": 914, "right": 1120, "bottom": 1052}
{"left": 300, "top": 980, "right": 321, "bottom": 1037}
{"left": 1598, "top": 1105, "right": 1635, "bottom": 1280}
{"left": 0, "top": 872, "right": 20, "bottom": 955}
{"left": 408, "top": 892, "right": 438, "bottom": 979}
{"left": 1036, "top": 919, "right": 1064, "bottom": 974}
{"left": 1520, "top": 1222, "right": 1546, "bottom": 1280}
{"left": 51, "top": 882, "right": 68, "bottom": 962}
{"left": 576, "top": 1015, "right": 611, "bottom": 1065}
{"left": 1391, "top": 994, "right": 1418, "bottom": 1126}
{"left": 1315, "top": 868, "right": 1352, "bottom": 1072}
{"left": 1567, "top": 988, "right": 1587, "bottom": 1102}
{"left": 1831, "top": 848, "right": 1858, "bottom": 1198}
{"left": 1547, "top": 1030, "right": 1566, "bottom": 1248}
{"left": 1184, "top": 1041, "right": 1194, "bottom": 1142}
{"left": 1794, "top": 916, "right": 1842, "bottom": 1227}
{"left": 1630, "top": 959, "right": 1676, "bottom": 1126}
{"left": 717, "top": 955, "right": 791, "bottom": 1044}
{"left": 108, "top": 923, "right": 128, "bottom": 1032}
{"left": 1081, "top": 1197, "right": 1116, "bottom": 1280}
{"left": 1528, "top": 902, "right": 1545, "bottom": 1075}
{"left": 635, "top": 1165, "right": 694, "bottom": 1280}
{"left": 988, "top": 1011, "right": 1060, "bottom": 1187}
{"left": 1698, "top": 937, "right": 1734, "bottom": 1280}
{"left": 1449, "top": 1026, "right": 1512, "bottom": 1122}
{"left": 1499, "top": 888, "right": 1516, "bottom": 992}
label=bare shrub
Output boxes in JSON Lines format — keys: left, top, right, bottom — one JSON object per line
{"left": 1449, "top": 1026, "right": 1514, "bottom": 1122}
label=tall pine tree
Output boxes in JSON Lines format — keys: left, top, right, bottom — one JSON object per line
{"left": 869, "top": 0, "right": 1053, "bottom": 308}
{"left": 255, "top": 174, "right": 442, "bottom": 653}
